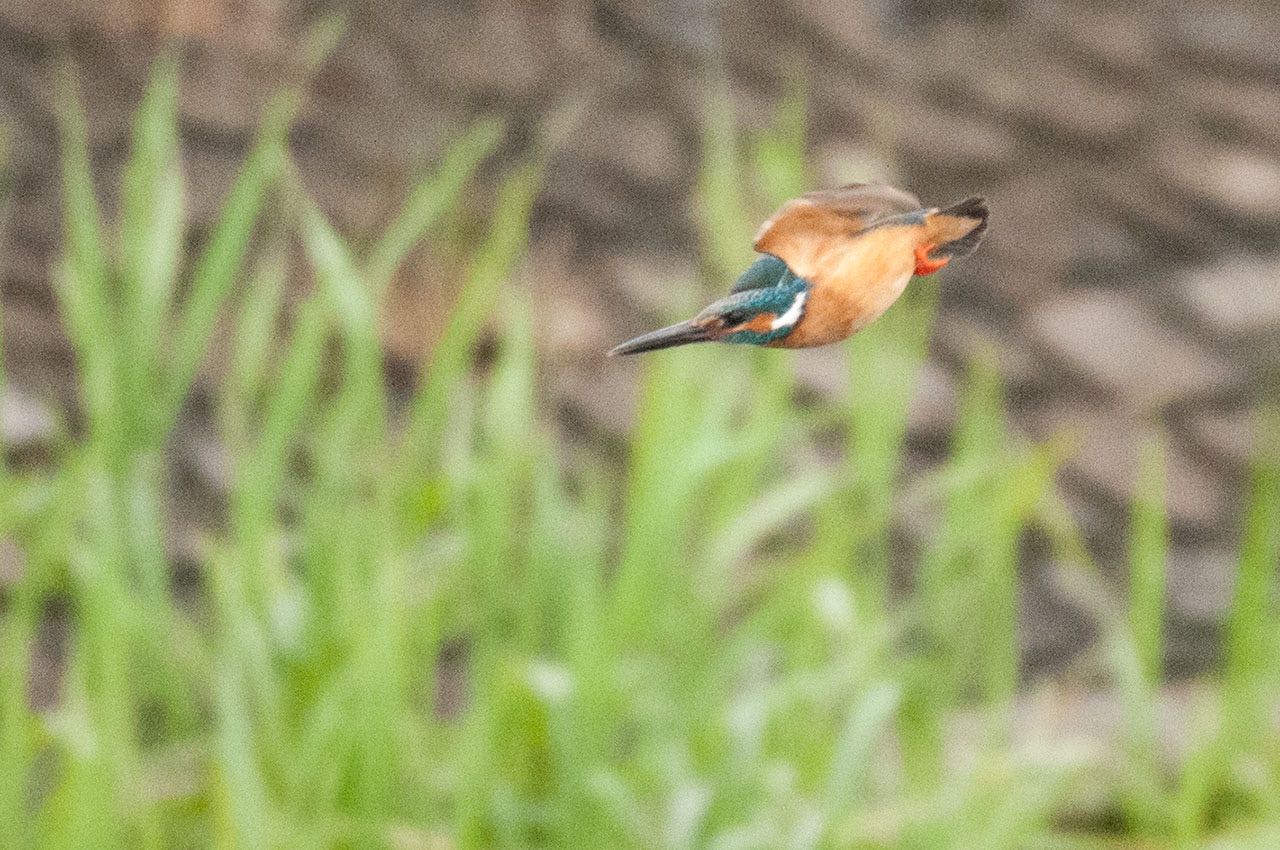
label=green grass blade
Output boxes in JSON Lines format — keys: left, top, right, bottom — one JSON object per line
{"left": 229, "top": 293, "right": 331, "bottom": 596}
{"left": 696, "top": 78, "right": 756, "bottom": 285}
{"left": 212, "top": 654, "right": 271, "bottom": 848}
{"left": 293, "top": 190, "right": 410, "bottom": 823}
{"left": 696, "top": 87, "right": 804, "bottom": 537}
{"left": 54, "top": 65, "right": 118, "bottom": 436}
{"left": 750, "top": 69, "right": 809, "bottom": 208}
{"left": 0, "top": 121, "right": 10, "bottom": 471}
{"left": 822, "top": 681, "right": 901, "bottom": 820}
{"left": 297, "top": 196, "right": 376, "bottom": 343}
{"left": 1128, "top": 434, "right": 1167, "bottom": 686}
{"left": 0, "top": 587, "right": 37, "bottom": 847}
{"left": 222, "top": 239, "right": 287, "bottom": 445}
{"left": 159, "top": 102, "right": 289, "bottom": 429}
{"left": 363, "top": 118, "right": 505, "bottom": 295}
{"left": 1224, "top": 409, "right": 1280, "bottom": 708}
{"left": 158, "top": 9, "right": 344, "bottom": 427}
{"left": 705, "top": 468, "right": 836, "bottom": 578}
{"left": 118, "top": 53, "right": 183, "bottom": 429}
{"left": 294, "top": 12, "right": 348, "bottom": 76}
{"left": 815, "top": 281, "right": 937, "bottom": 615}
{"left": 610, "top": 345, "right": 737, "bottom": 649}
{"left": 394, "top": 157, "right": 544, "bottom": 532}
{"left": 1108, "top": 434, "right": 1172, "bottom": 836}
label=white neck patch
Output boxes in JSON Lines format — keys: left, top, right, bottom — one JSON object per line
{"left": 770, "top": 290, "right": 807, "bottom": 330}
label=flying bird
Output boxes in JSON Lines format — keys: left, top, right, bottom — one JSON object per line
{"left": 608, "top": 184, "right": 987, "bottom": 356}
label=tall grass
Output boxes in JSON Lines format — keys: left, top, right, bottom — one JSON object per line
{"left": 0, "top": 55, "right": 1277, "bottom": 849}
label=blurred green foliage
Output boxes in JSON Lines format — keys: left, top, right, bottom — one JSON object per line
{"left": 0, "top": 48, "right": 1278, "bottom": 850}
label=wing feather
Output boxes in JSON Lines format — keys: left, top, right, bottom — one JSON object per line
{"left": 730, "top": 254, "right": 793, "bottom": 293}
{"left": 752, "top": 183, "right": 922, "bottom": 279}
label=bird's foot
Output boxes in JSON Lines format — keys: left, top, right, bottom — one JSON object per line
{"left": 913, "top": 244, "right": 951, "bottom": 276}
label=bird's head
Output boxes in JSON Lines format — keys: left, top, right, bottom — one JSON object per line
{"left": 694, "top": 291, "right": 804, "bottom": 347}
{"left": 607, "top": 277, "right": 809, "bottom": 356}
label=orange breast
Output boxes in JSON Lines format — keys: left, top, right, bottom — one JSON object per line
{"left": 771, "top": 225, "right": 921, "bottom": 348}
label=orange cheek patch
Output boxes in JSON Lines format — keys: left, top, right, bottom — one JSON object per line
{"left": 913, "top": 244, "right": 950, "bottom": 276}
{"left": 741, "top": 313, "right": 777, "bottom": 333}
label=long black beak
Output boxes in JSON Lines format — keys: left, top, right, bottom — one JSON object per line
{"left": 607, "top": 320, "right": 712, "bottom": 356}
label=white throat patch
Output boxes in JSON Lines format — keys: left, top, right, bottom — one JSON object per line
{"left": 770, "top": 290, "right": 807, "bottom": 330}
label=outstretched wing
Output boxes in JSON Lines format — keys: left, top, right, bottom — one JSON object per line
{"left": 752, "top": 183, "right": 922, "bottom": 280}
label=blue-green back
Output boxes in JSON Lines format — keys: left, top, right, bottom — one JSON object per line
{"left": 702, "top": 256, "right": 810, "bottom": 346}
{"left": 730, "top": 254, "right": 793, "bottom": 293}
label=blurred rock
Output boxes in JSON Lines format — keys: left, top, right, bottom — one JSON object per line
{"left": 603, "top": 252, "right": 700, "bottom": 316}
{"left": 179, "top": 43, "right": 273, "bottom": 138}
{"left": 291, "top": 146, "right": 394, "bottom": 235}
{"left": 599, "top": 0, "right": 725, "bottom": 62}
{"left": 1061, "top": 215, "right": 1151, "bottom": 286}
{"left": 2, "top": 385, "right": 57, "bottom": 447}
{"left": 1034, "top": 4, "right": 1157, "bottom": 78}
{"left": 304, "top": 34, "right": 432, "bottom": 174}
{"left": 1039, "top": 477, "right": 1122, "bottom": 546}
{"left": 1025, "top": 404, "right": 1227, "bottom": 531}
{"left": 721, "top": 1, "right": 795, "bottom": 84}
{"left": 1165, "top": 5, "right": 1280, "bottom": 78}
{"left": 380, "top": 249, "right": 459, "bottom": 365}
{"left": 1089, "top": 170, "right": 1222, "bottom": 261}
{"left": 934, "top": 45, "right": 1146, "bottom": 151}
{"left": 566, "top": 104, "right": 686, "bottom": 187}
{"left": 660, "top": 68, "right": 777, "bottom": 141}
{"left": 539, "top": 161, "right": 666, "bottom": 245}
{"left": 934, "top": 314, "right": 1040, "bottom": 388}
{"left": 181, "top": 144, "right": 249, "bottom": 227}
{"left": 1182, "top": 76, "right": 1280, "bottom": 149}
{"left": 181, "top": 418, "right": 232, "bottom": 495}
{"left": 1030, "top": 291, "right": 1235, "bottom": 409}
{"left": 1, "top": 302, "right": 72, "bottom": 399}
{"left": 804, "top": 61, "right": 883, "bottom": 139}
{"left": 906, "top": 359, "right": 958, "bottom": 443}
{"left": 1011, "top": 67, "right": 1147, "bottom": 151}
{"left": 400, "top": 1, "right": 552, "bottom": 100}
{"left": 557, "top": 362, "right": 636, "bottom": 434}
{"left": 785, "top": 0, "right": 891, "bottom": 68}
{"left": 1185, "top": 411, "right": 1257, "bottom": 468}
{"left": 0, "top": 536, "right": 25, "bottom": 588}
{"left": 526, "top": 235, "right": 615, "bottom": 358}
{"left": 1177, "top": 254, "right": 1280, "bottom": 336}
{"left": 0, "top": 240, "right": 52, "bottom": 299}
{"left": 975, "top": 172, "right": 1079, "bottom": 304}
{"left": 1154, "top": 137, "right": 1280, "bottom": 232}
{"left": 28, "top": 606, "right": 68, "bottom": 711}
{"left": 1019, "top": 558, "right": 1099, "bottom": 678}
{"left": 789, "top": 346, "right": 848, "bottom": 399}
{"left": 539, "top": 293, "right": 613, "bottom": 360}
{"left": 1166, "top": 546, "right": 1237, "bottom": 624}
{"left": 813, "top": 140, "right": 896, "bottom": 189}
{"left": 890, "top": 103, "right": 1017, "bottom": 183}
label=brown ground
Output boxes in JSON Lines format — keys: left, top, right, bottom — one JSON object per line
{"left": 1, "top": 0, "right": 1277, "bottom": 678}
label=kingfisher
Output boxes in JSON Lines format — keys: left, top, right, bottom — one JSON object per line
{"left": 608, "top": 184, "right": 988, "bottom": 355}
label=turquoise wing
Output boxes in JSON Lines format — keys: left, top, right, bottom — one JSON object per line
{"left": 730, "top": 254, "right": 794, "bottom": 293}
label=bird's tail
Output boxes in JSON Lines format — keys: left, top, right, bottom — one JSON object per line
{"left": 607, "top": 319, "right": 713, "bottom": 356}
{"left": 922, "top": 196, "right": 988, "bottom": 262}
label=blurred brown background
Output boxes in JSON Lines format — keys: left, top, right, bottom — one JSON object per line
{"left": 1, "top": 0, "right": 1277, "bottom": 676}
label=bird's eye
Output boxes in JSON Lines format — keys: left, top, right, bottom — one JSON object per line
{"left": 722, "top": 311, "right": 749, "bottom": 326}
